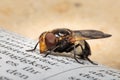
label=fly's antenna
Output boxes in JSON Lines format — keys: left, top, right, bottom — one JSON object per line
{"left": 26, "top": 40, "right": 40, "bottom": 52}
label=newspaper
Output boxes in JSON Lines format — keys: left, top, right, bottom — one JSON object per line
{"left": 0, "top": 29, "right": 120, "bottom": 80}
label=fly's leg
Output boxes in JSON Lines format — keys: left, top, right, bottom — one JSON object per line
{"left": 43, "top": 50, "right": 51, "bottom": 57}
{"left": 85, "top": 57, "right": 97, "bottom": 65}
{"left": 44, "top": 38, "right": 69, "bottom": 57}
{"left": 79, "top": 44, "right": 98, "bottom": 65}
{"left": 44, "top": 46, "right": 59, "bottom": 57}
{"left": 26, "top": 41, "right": 39, "bottom": 52}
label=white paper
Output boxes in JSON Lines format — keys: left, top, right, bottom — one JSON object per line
{"left": 0, "top": 29, "right": 120, "bottom": 80}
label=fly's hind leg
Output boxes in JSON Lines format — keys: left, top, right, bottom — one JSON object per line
{"left": 79, "top": 42, "right": 98, "bottom": 65}
{"left": 26, "top": 41, "right": 39, "bottom": 52}
{"left": 85, "top": 56, "right": 97, "bottom": 65}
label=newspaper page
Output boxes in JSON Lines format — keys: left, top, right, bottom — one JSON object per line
{"left": 0, "top": 28, "right": 120, "bottom": 80}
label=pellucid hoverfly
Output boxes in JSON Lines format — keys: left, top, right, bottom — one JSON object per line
{"left": 26, "top": 28, "right": 112, "bottom": 65}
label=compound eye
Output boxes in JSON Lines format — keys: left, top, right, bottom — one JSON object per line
{"left": 45, "top": 32, "right": 56, "bottom": 48}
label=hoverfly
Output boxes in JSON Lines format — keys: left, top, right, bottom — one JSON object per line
{"left": 26, "top": 28, "right": 112, "bottom": 65}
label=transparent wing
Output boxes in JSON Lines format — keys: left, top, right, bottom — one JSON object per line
{"left": 72, "top": 30, "right": 112, "bottom": 41}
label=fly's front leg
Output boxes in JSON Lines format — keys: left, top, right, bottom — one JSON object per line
{"left": 43, "top": 50, "right": 51, "bottom": 57}
{"left": 26, "top": 41, "right": 39, "bottom": 52}
{"left": 44, "top": 38, "right": 69, "bottom": 57}
{"left": 44, "top": 46, "right": 59, "bottom": 57}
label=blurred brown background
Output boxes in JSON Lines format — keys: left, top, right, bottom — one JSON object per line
{"left": 0, "top": 0, "right": 120, "bottom": 70}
